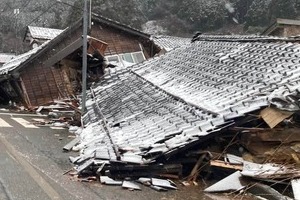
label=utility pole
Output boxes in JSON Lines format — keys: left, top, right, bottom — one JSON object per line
{"left": 81, "top": 0, "right": 88, "bottom": 113}
{"left": 14, "top": 8, "right": 20, "bottom": 54}
{"left": 89, "top": 0, "right": 92, "bottom": 30}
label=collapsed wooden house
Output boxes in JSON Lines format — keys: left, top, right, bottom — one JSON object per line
{"left": 73, "top": 34, "right": 300, "bottom": 167}
{"left": 0, "top": 14, "right": 162, "bottom": 107}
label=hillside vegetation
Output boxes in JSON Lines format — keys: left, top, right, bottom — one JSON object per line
{"left": 1, "top": 0, "right": 300, "bottom": 53}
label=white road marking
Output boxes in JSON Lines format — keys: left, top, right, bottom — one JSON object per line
{"left": 0, "top": 118, "right": 12, "bottom": 127}
{"left": 12, "top": 118, "right": 39, "bottom": 128}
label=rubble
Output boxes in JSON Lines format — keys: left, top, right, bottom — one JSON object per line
{"left": 122, "top": 181, "right": 141, "bottom": 191}
{"left": 63, "top": 35, "right": 300, "bottom": 199}
{"left": 204, "top": 171, "right": 246, "bottom": 193}
{"left": 63, "top": 138, "right": 81, "bottom": 152}
{"left": 100, "top": 176, "right": 122, "bottom": 185}
{"left": 29, "top": 99, "right": 81, "bottom": 129}
{"left": 291, "top": 179, "right": 300, "bottom": 200}
{"left": 247, "top": 183, "right": 293, "bottom": 200}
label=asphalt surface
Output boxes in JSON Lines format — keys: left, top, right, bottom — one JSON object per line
{"left": 0, "top": 108, "right": 244, "bottom": 200}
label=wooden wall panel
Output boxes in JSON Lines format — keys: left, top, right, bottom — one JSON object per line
{"left": 19, "top": 28, "right": 83, "bottom": 107}
{"left": 16, "top": 22, "right": 155, "bottom": 107}
{"left": 91, "top": 25, "right": 143, "bottom": 56}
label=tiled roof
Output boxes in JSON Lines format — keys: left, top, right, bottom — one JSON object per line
{"left": 0, "top": 53, "right": 15, "bottom": 64}
{"left": 0, "top": 42, "right": 48, "bottom": 75}
{"left": 133, "top": 39, "right": 300, "bottom": 116}
{"left": 192, "top": 34, "right": 295, "bottom": 42}
{"left": 28, "top": 26, "right": 64, "bottom": 40}
{"left": 92, "top": 13, "right": 150, "bottom": 39}
{"left": 151, "top": 35, "right": 192, "bottom": 51}
{"left": 81, "top": 68, "right": 227, "bottom": 163}
{"left": 77, "top": 36, "right": 300, "bottom": 166}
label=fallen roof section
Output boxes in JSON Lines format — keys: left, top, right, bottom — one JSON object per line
{"left": 79, "top": 68, "right": 227, "bottom": 164}
{"left": 70, "top": 35, "right": 300, "bottom": 186}
{"left": 132, "top": 37, "right": 300, "bottom": 117}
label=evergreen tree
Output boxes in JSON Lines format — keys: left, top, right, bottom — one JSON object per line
{"left": 245, "top": 0, "right": 271, "bottom": 27}
{"left": 269, "top": 0, "right": 297, "bottom": 20}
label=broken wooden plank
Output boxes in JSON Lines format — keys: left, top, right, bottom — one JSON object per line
{"left": 260, "top": 107, "right": 293, "bottom": 129}
{"left": 187, "top": 153, "right": 206, "bottom": 181}
{"left": 210, "top": 160, "right": 243, "bottom": 171}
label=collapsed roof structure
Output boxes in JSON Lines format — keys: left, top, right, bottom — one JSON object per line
{"left": 0, "top": 14, "right": 162, "bottom": 107}
{"left": 71, "top": 34, "right": 300, "bottom": 178}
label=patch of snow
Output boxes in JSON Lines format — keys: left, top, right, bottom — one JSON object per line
{"left": 225, "top": 3, "right": 235, "bottom": 13}
{"left": 142, "top": 20, "right": 167, "bottom": 35}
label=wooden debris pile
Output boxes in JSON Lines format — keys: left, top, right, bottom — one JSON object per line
{"left": 32, "top": 99, "right": 81, "bottom": 127}
{"left": 202, "top": 107, "right": 300, "bottom": 199}
{"left": 63, "top": 106, "right": 300, "bottom": 197}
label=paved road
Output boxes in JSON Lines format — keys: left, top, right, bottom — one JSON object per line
{"left": 0, "top": 109, "right": 217, "bottom": 200}
{"left": 0, "top": 110, "right": 108, "bottom": 200}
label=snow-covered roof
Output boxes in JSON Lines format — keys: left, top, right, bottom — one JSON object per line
{"left": 27, "top": 26, "right": 64, "bottom": 40}
{"left": 77, "top": 35, "right": 300, "bottom": 165}
{"left": 133, "top": 37, "right": 300, "bottom": 114}
{"left": 0, "top": 42, "right": 49, "bottom": 75}
{"left": 81, "top": 68, "right": 223, "bottom": 163}
{"left": 151, "top": 35, "right": 191, "bottom": 51}
{"left": 0, "top": 53, "right": 15, "bottom": 64}
{"left": 193, "top": 34, "right": 283, "bottom": 41}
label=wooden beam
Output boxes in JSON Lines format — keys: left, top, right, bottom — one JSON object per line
{"left": 43, "top": 36, "right": 108, "bottom": 68}
{"left": 44, "top": 38, "right": 83, "bottom": 68}
{"left": 187, "top": 154, "right": 206, "bottom": 182}
{"left": 210, "top": 160, "right": 243, "bottom": 170}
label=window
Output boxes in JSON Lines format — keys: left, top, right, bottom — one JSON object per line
{"left": 106, "top": 51, "right": 146, "bottom": 67}
{"left": 132, "top": 52, "right": 145, "bottom": 63}
{"left": 106, "top": 55, "right": 119, "bottom": 63}
{"left": 121, "top": 53, "right": 134, "bottom": 63}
